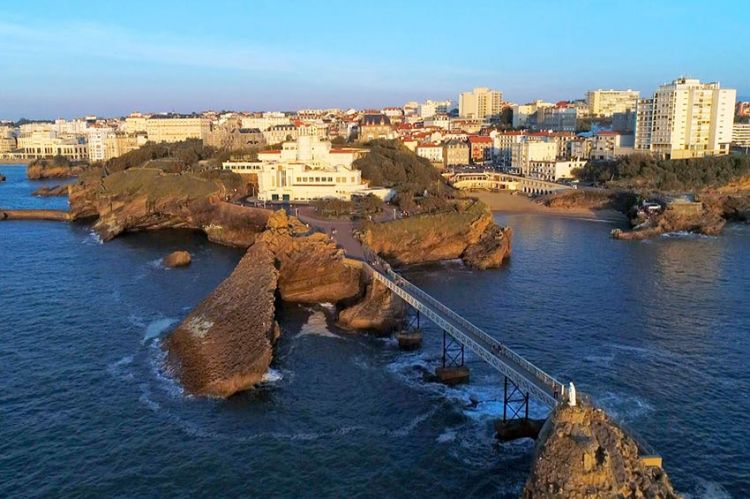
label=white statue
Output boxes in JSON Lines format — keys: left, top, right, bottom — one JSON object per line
{"left": 568, "top": 382, "right": 577, "bottom": 407}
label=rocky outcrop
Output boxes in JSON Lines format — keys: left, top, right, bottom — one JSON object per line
{"left": 258, "top": 210, "right": 362, "bottom": 304}
{"left": 524, "top": 404, "right": 678, "bottom": 498}
{"left": 0, "top": 174, "right": 6, "bottom": 182}
{"left": 32, "top": 184, "right": 70, "bottom": 197}
{"left": 359, "top": 200, "right": 511, "bottom": 268}
{"left": 337, "top": 275, "right": 406, "bottom": 333}
{"left": 68, "top": 168, "right": 269, "bottom": 247}
{"left": 27, "top": 162, "right": 84, "bottom": 180}
{"left": 463, "top": 225, "right": 512, "bottom": 270}
{"left": 0, "top": 209, "right": 71, "bottom": 221}
{"left": 612, "top": 202, "right": 725, "bottom": 240}
{"left": 163, "top": 242, "right": 280, "bottom": 398}
{"left": 163, "top": 250, "right": 192, "bottom": 268}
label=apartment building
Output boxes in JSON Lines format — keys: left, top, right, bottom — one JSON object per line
{"left": 468, "top": 135, "right": 493, "bottom": 163}
{"left": 459, "top": 87, "right": 502, "bottom": 119}
{"left": 586, "top": 89, "right": 640, "bottom": 117}
{"left": 511, "top": 100, "right": 553, "bottom": 128}
{"left": 443, "top": 139, "right": 470, "bottom": 167}
{"left": 359, "top": 114, "right": 394, "bottom": 141}
{"left": 591, "top": 132, "right": 636, "bottom": 161}
{"left": 145, "top": 115, "right": 211, "bottom": 143}
{"left": 732, "top": 123, "right": 750, "bottom": 148}
{"left": 419, "top": 100, "right": 452, "bottom": 119}
{"left": 511, "top": 140, "right": 557, "bottom": 175}
{"left": 416, "top": 142, "right": 444, "bottom": 164}
{"left": 87, "top": 127, "right": 114, "bottom": 162}
{"left": 104, "top": 132, "right": 147, "bottom": 161}
{"left": 528, "top": 159, "right": 586, "bottom": 181}
{"left": 635, "top": 77, "right": 736, "bottom": 159}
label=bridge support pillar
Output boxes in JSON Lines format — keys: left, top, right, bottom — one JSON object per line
{"left": 435, "top": 331, "right": 469, "bottom": 385}
{"left": 493, "top": 376, "right": 542, "bottom": 441}
{"left": 395, "top": 310, "right": 422, "bottom": 350}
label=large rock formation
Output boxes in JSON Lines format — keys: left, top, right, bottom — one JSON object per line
{"left": 68, "top": 168, "right": 269, "bottom": 247}
{"left": 359, "top": 200, "right": 511, "bottom": 268}
{"left": 0, "top": 209, "right": 71, "bottom": 221}
{"left": 258, "top": 210, "right": 362, "bottom": 304}
{"left": 27, "top": 162, "right": 84, "bottom": 180}
{"left": 337, "top": 275, "right": 406, "bottom": 333}
{"left": 163, "top": 242, "right": 280, "bottom": 398}
{"left": 33, "top": 184, "right": 70, "bottom": 197}
{"left": 163, "top": 250, "right": 192, "bottom": 268}
{"left": 612, "top": 202, "right": 725, "bottom": 240}
{"left": 524, "top": 404, "right": 678, "bottom": 498}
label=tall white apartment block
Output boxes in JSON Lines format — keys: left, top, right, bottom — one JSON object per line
{"left": 586, "top": 89, "right": 640, "bottom": 117}
{"left": 459, "top": 87, "right": 502, "bottom": 119}
{"left": 635, "top": 77, "right": 736, "bottom": 159}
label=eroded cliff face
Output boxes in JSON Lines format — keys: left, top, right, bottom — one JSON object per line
{"left": 163, "top": 242, "right": 280, "bottom": 398}
{"left": 524, "top": 404, "right": 678, "bottom": 498}
{"left": 163, "top": 210, "right": 375, "bottom": 398}
{"left": 68, "top": 168, "right": 269, "bottom": 247}
{"left": 337, "top": 276, "right": 406, "bottom": 333}
{"left": 27, "top": 163, "right": 84, "bottom": 180}
{"left": 258, "top": 210, "right": 363, "bottom": 304}
{"left": 359, "top": 200, "right": 511, "bottom": 268}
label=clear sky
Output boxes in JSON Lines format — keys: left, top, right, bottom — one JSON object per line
{"left": 1, "top": 0, "right": 748, "bottom": 120}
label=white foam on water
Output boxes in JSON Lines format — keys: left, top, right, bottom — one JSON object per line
{"left": 261, "top": 368, "right": 284, "bottom": 383}
{"left": 147, "top": 258, "right": 164, "bottom": 269}
{"left": 594, "top": 391, "right": 654, "bottom": 423}
{"left": 684, "top": 478, "right": 732, "bottom": 499}
{"left": 107, "top": 355, "right": 135, "bottom": 380}
{"left": 436, "top": 429, "right": 457, "bottom": 443}
{"left": 297, "top": 310, "right": 340, "bottom": 339}
{"left": 81, "top": 230, "right": 103, "bottom": 245}
{"left": 660, "top": 231, "right": 715, "bottom": 240}
{"left": 319, "top": 302, "right": 336, "bottom": 311}
{"left": 143, "top": 317, "right": 178, "bottom": 343}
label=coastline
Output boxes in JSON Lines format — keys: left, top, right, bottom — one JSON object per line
{"left": 0, "top": 159, "right": 31, "bottom": 165}
{"left": 469, "top": 190, "right": 628, "bottom": 223}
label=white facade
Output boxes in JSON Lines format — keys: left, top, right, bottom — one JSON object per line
{"left": 511, "top": 140, "right": 557, "bottom": 174}
{"left": 528, "top": 159, "right": 586, "bottom": 181}
{"left": 415, "top": 143, "right": 443, "bottom": 163}
{"left": 419, "top": 99, "right": 452, "bottom": 118}
{"left": 591, "top": 132, "right": 635, "bottom": 161}
{"left": 586, "top": 89, "right": 640, "bottom": 117}
{"left": 635, "top": 77, "right": 736, "bottom": 159}
{"left": 732, "top": 123, "right": 750, "bottom": 147}
{"left": 87, "top": 127, "right": 114, "bottom": 162}
{"left": 459, "top": 87, "right": 502, "bottom": 119}
{"left": 512, "top": 100, "right": 553, "bottom": 128}
{"left": 241, "top": 113, "right": 291, "bottom": 131}
{"left": 223, "top": 133, "right": 368, "bottom": 201}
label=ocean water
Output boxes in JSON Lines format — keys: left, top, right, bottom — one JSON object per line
{"left": 1, "top": 164, "right": 748, "bottom": 497}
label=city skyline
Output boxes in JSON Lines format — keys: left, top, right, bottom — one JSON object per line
{"left": 1, "top": 0, "right": 749, "bottom": 120}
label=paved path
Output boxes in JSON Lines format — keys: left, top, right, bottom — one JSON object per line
{"left": 296, "top": 206, "right": 366, "bottom": 259}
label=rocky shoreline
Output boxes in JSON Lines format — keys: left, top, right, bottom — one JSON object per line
{"left": 524, "top": 403, "right": 678, "bottom": 498}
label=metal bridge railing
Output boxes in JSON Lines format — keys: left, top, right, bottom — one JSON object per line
{"left": 381, "top": 267, "right": 565, "bottom": 398}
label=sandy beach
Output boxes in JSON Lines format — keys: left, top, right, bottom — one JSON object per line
{"left": 467, "top": 190, "right": 628, "bottom": 222}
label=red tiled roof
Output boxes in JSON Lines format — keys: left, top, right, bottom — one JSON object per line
{"left": 468, "top": 135, "right": 492, "bottom": 143}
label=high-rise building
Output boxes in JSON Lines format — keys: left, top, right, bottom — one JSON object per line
{"left": 419, "top": 99, "right": 452, "bottom": 119}
{"left": 635, "top": 77, "right": 736, "bottom": 159}
{"left": 586, "top": 89, "right": 640, "bottom": 117}
{"left": 458, "top": 87, "right": 502, "bottom": 119}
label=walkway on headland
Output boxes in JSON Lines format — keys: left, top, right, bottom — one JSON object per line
{"left": 297, "top": 206, "right": 569, "bottom": 408}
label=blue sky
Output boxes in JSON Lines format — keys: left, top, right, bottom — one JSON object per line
{"left": 1, "top": 0, "right": 748, "bottom": 120}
